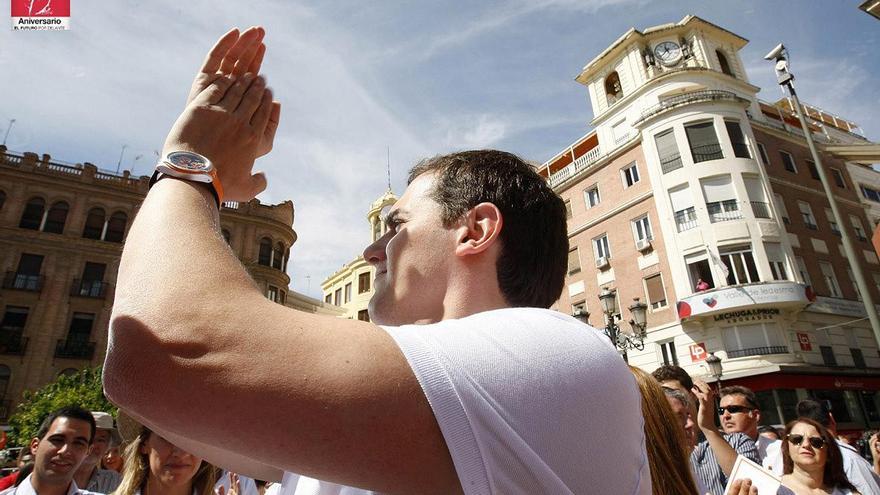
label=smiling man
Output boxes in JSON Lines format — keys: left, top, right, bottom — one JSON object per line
{"left": 1, "top": 407, "right": 100, "bottom": 495}
{"left": 102, "top": 27, "right": 651, "bottom": 495}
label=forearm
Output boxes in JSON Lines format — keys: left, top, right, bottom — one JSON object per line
{"left": 701, "top": 428, "right": 738, "bottom": 476}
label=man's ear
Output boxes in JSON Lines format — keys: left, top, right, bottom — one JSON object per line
{"left": 30, "top": 437, "right": 40, "bottom": 457}
{"left": 454, "top": 202, "right": 502, "bottom": 257}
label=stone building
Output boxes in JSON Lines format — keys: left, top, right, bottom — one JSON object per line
{"left": 0, "top": 146, "right": 298, "bottom": 419}
{"left": 540, "top": 15, "right": 880, "bottom": 435}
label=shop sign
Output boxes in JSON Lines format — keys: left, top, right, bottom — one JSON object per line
{"left": 834, "top": 379, "right": 865, "bottom": 389}
{"left": 690, "top": 343, "right": 708, "bottom": 362}
{"left": 677, "top": 281, "right": 812, "bottom": 320}
{"left": 797, "top": 333, "right": 812, "bottom": 351}
{"left": 713, "top": 307, "right": 780, "bottom": 324}
{"left": 807, "top": 296, "right": 880, "bottom": 319}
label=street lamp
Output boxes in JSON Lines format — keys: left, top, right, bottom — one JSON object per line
{"left": 706, "top": 352, "right": 723, "bottom": 390}
{"left": 765, "top": 43, "right": 880, "bottom": 346}
{"left": 596, "top": 287, "right": 647, "bottom": 362}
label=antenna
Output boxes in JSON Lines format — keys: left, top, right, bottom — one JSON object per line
{"left": 2, "top": 119, "right": 15, "bottom": 146}
{"left": 386, "top": 146, "right": 392, "bottom": 191}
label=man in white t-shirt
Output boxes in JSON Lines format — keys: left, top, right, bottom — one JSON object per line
{"left": 103, "top": 27, "right": 652, "bottom": 494}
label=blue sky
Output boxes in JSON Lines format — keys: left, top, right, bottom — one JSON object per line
{"left": 1, "top": 0, "right": 877, "bottom": 298}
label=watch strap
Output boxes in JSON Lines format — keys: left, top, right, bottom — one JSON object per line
{"left": 150, "top": 169, "right": 221, "bottom": 208}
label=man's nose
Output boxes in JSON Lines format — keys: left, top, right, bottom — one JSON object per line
{"left": 363, "top": 232, "right": 389, "bottom": 264}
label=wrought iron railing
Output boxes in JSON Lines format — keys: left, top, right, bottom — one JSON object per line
{"left": 660, "top": 154, "right": 683, "bottom": 174}
{"left": 70, "top": 279, "right": 110, "bottom": 298}
{"left": 751, "top": 201, "right": 771, "bottom": 219}
{"left": 674, "top": 207, "right": 698, "bottom": 232}
{"left": 2, "top": 272, "right": 43, "bottom": 291}
{"left": 638, "top": 90, "right": 746, "bottom": 124}
{"left": 691, "top": 143, "right": 724, "bottom": 163}
{"left": 707, "top": 200, "right": 742, "bottom": 223}
{"left": 727, "top": 346, "right": 789, "bottom": 359}
{"left": 55, "top": 339, "right": 96, "bottom": 360}
{"left": 0, "top": 333, "right": 28, "bottom": 356}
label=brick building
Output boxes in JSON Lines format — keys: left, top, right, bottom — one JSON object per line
{"left": 540, "top": 15, "right": 880, "bottom": 434}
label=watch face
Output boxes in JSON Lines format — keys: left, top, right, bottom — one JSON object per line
{"left": 654, "top": 41, "right": 682, "bottom": 66}
{"left": 166, "top": 151, "right": 212, "bottom": 172}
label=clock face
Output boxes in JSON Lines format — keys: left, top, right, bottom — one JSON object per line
{"left": 167, "top": 151, "right": 211, "bottom": 172}
{"left": 654, "top": 41, "right": 682, "bottom": 66}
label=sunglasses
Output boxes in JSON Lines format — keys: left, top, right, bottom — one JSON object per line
{"left": 717, "top": 405, "right": 754, "bottom": 415}
{"left": 787, "top": 434, "right": 826, "bottom": 449}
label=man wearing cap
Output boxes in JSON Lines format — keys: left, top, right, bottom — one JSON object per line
{"left": 72, "top": 413, "right": 121, "bottom": 494}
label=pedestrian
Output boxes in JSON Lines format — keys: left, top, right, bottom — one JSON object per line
{"left": 103, "top": 26, "right": 652, "bottom": 494}
{"left": 777, "top": 418, "right": 859, "bottom": 495}
{"left": 73, "top": 412, "right": 122, "bottom": 493}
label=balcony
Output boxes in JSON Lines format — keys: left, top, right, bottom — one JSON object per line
{"left": 660, "top": 153, "right": 683, "bottom": 174}
{"left": 549, "top": 146, "right": 602, "bottom": 188}
{"left": 2, "top": 272, "right": 43, "bottom": 292}
{"left": 727, "top": 346, "right": 789, "bottom": 359}
{"left": 675, "top": 207, "right": 698, "bottom": 232}
{"left": 707, "top": 200, "right": 742, "bottom": 223}
{"left": 750, "top": 201, "right": 771, "bottom": 219}
{"left": 0, "top": 400, "right": 10, "bottom": 420}
{"left": 70, "top": 279, "right": 111, "bottom": 298}
{"left": 636, "top": 90, "right": 750, "bottom": 126}
{"left": 691, "top": 143, "right": 724, "bottom": 163}
{"left": 54, "top": 339, "right": 96, "bottom": 360}
{"left": 677, "top": 281, "right": 814, "bottom": 320}
{"left": 0, "top": 333, "right": 28, "bottom": 356}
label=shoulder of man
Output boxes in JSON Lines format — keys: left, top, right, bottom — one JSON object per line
{"left": 836, "top": 440, "right": 880, "bottom": 491}
{"left": 726, "top": 432, "right": 761, "bottom": 462}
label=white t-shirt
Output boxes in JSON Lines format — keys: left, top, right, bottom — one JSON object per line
{"left": 280, "top": 308, "right": 652, "bottom": 494}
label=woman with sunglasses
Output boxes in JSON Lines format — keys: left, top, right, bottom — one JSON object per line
{"left": 777, "top": 418, "right": 859, "bottom": 495}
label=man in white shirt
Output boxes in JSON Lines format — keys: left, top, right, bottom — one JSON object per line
{"left": 103, "top": 27, "right": 652, "bottom": 495}
{"left": 1, "top": 407, "right": 100, "bottom": 495}
{"left": 71, "top": 412, "right": 121, "bottom": 494}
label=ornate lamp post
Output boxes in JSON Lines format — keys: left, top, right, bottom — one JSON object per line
{"left": 596, "top": 287, "right": 648, "bottom": 362}
{"left": 706, "top": 352, "right": 723, "bottom": 390}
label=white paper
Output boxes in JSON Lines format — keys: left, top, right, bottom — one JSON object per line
{"left": 724, "top": 455, "right": 782, "bottom": 495}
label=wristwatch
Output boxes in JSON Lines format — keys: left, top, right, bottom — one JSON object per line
{"left": 149, "top": 151, "right": 224, "bottom": 207}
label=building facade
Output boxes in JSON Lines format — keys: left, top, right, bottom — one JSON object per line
{"left": 0, "top": 146, "right": 298, "bottom": 420}
{"left": 540, "top": 15, "right": 880, "bottom": 434}
{"left": 321, "top": 189, "right": 397, "bottom": 320}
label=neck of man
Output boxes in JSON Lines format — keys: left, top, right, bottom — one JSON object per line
{"left": 145, "top": 476, "right": 193, "bottom": 495}
{"left": 788, "top": 464, "right": 826, "bottom": 490}
{"left": 30, "top": 473, "right": 73, "bottom": 495}
{"left": 73, "top": 462, "right": 96, "bottom": 489}
{"left": 438, "top": 266, "right": 509, "bottom": 321}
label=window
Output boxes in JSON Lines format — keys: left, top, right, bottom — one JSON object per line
{"left": 284, "top": 248, "right": 290, "bottom": 272}
{"left": 632, "top": 215, "right": 652, "bottom": 243}
{"left": 744, "top": 176, "right": 770, "bottom": 219}
{"left": 82, "top": 208, "right": 105, "bottom": 240}
{"left": 805, "top": 160, "right": 819, "bottom": 180}
{"left": 272, "top": 242, "right": 284, "bottom": 270}
{"left": 78, "top": 262, "right": 106, "bottom": 297}
{"left": 774, "top": 194, "right": 790, "bottom": 224}
{"left": 564, "top": 199, "right": 572, "bottom": 220}
{"left": 685, "top": 121, "right": 723, "bottom": 163}
{"left": 819, "top": 261, "right": 842, "bottom": 298}
{"left": 861, "top": 185, "right": 880, "bottom": 203}
{"left": 324, "top": 294, "right": 332, "bottom": 304}
{"left": 825, "top": 209, "right": 840, "bottom": 236}
{"left": 831, "top": 168, "right": 845, "bottom": 188}
{"left": 605, "top": 71, "right": 623, "bottom": 105}
{"left": 334, "top": 288, "right": 342, "bottom": 306}
{"left": 11, "top": 254, "right": 43, "bottom": 291}
{"left": 19, "top": 197, "right": 45, "bottom": 230}
{"left": 659, "top": 339, "right": 678, "bottom": 366}
{"left": 655, "top": 129, "right": 682, "bottom": 173}
{"left": 851, "top": 215, "right": 867, "bottom": 242}
{"left": 67, "top": 313, "right": 95, "bottom": 342}
{"left": 258, "top": 238, "right": 272, "bottom": 266}
{"left": 686, "top": 252, "right": 715, "bottom": 291}
{"left": 104, "top": 212, "right": 127, "bottom": 243}
{"left": 765, "top": 243, "right": 788, "bottom": 281}
{"left": 846, "top": 268, "right": 861, "bottom": 301}
{"left": 716, "top": 50, "right": 733, "bottom": 76}
{"left": 567, "top": 249, "right": 581, "bottom": 275}
{"left": 725, "top": 121, "right": 750, "bottom": 158}
{"left": 621, "top": 162, "right": 640, "bottom": 188}
{"left": 820, "top": 345, "right": 837, "bottom": 366}
{"left": 0, "top": 306, "right": 29, "bottom": 334}
{"left": 644, "top": 274, "right": 667, "bottom": 310}
{"left": 722, "top": 322, "right": 787, "bottom": 358}
{"left": 702, "top": 175, "right": 741, "bottom": 223}
{"left": 593, "top": 235, "right": 611, "bottom": 260}
{"left": 267, "top": 286, "right": 279, "bottom": 303}
{"left": 670, "top": 186, "right": 697, "bottom": 232}
{"left": 779, "top": 151, "right": 797, "bottom": 173}
{"left": 372, "top": 221, "right": 381, "bottom": 242}
{"left": 43, "top": 201, "right": 69, "bottom": 234}
{"left": 852, "top": 348, "right": 866, "bottom": 369}
{"left": 0, "top": 190, "right": 5, "bottom": 210}
{"left": 796, "top": 256, "right": 812, "bottom": 285}
{"left": 585, "top": 186, "right": 601, "bottom": 208}
{"left": 357, "top": 309, "right": 370, "bottom": 322}
{"left": 0, "top": 365, "right": 10, "bottom": 400}
{"left": 757, "top": 142, "right": 770, "bottom": 166}
{"left": 344, "top": 283, "right": 352, "bottom": 304}
{"left": 720, "top": 246, "right": 760, "bottom": 285}
{"left": 798, "top": 201, "right": 817, "bottom": 230}
{"left": 358, "top": 272, "right": 371, "bottom": 294}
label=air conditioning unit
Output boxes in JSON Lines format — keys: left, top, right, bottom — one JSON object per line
{"left": 595, "top": 256, "right": 610, "bottom": 270}
{"left": 636, "top": 239, "right": 652, "bottom": 252}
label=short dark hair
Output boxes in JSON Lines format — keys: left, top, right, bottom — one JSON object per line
{"left": 408, "top": 150, "right": 568, "bottom": 308}
{"left": 796, "top": 399, "right": 831, "bottom": 426}
{"left": 782, "top": 418, "right": 856, "bottom": 492}
{"left": 651, "top": 365, "right": 694, "bottom": 391}
{"left": 719, "top": 385, "right": 759, "bottom": 410}
{"left": 35, "top": 406, "right": 96, "bottom": 443}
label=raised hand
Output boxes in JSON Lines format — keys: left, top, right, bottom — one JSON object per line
{"left": 186, "top": 27, "right": 281, "bottom": 157}
{"left": 692, "top": 379, "right": 717, "bottom": 433}
{"left": 216, "top": 472, "right": 242, "bottom": 495}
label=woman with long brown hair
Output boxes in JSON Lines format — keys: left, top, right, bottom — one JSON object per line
{"left": 112, "top": 414, "right": 218, "bottom": 495}
{"left": 629, "top": 366, "right": 699, "bottom": 495}
{"left": 778, "top": 418, "right": 860, "bottom": 495}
